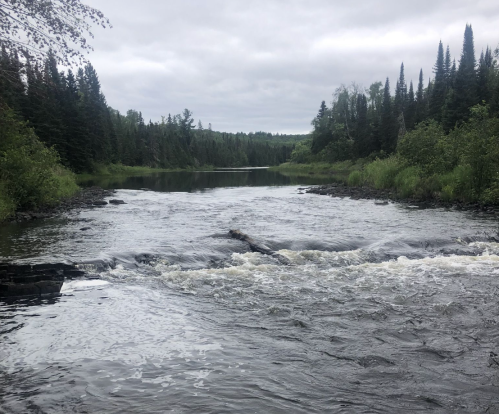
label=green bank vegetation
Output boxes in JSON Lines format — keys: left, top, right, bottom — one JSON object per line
{"left": 283, "top": 25, "right": 499, "bottom": 204}
{"left": 0, "top": 106, "right": 79, "bottom": 221}
{"left": 349, "top": 106, "right": 499, "bottom": 202}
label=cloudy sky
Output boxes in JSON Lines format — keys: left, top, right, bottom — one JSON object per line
{"left": 83, "top": 0, "right": 499, "bottom": 134}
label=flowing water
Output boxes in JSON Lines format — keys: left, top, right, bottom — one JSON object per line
{"left": 1, "top": 169, "right": 499, "bottom": 413}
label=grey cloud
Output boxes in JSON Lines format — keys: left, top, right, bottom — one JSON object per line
{"left": 84, "top": 0, "right": 499, "bottom": 133}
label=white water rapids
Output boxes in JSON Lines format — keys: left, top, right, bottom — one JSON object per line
{"left": 1, "top": 176, "right": 499, "bottom": 413}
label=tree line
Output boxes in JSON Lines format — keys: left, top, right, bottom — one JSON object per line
{"left": 304, "top": 25, "right": 499, "bottom": 163}
{"left": 302, "top": 25, "right": 499, "bottom": 204}
{"left": 0, "top": 49, "right": 295, "bottom": 173}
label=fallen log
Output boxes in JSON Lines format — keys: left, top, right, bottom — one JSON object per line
{"left": 229, "top": 230, "right": 291, "bottom": 265}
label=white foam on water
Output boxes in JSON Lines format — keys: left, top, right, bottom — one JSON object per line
{"left": 469, "top": 241, "right": 499, "bottom": 255}
{"left": 61, "top": 279, "right": 110, "bottom": 293}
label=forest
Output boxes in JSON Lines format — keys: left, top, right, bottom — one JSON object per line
{"left": 0, "top": 49, "right": 299, "bottom": 219}
{"left": 296, "top": 25, "right": 499, "bottom": 203}
{"left": 0, "top": 50, "right": 297, "bottom": 173}
{"left": 1, "top": 22, "right": 499, "bottom": 220}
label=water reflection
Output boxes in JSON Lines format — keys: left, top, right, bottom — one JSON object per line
{"left": 77, "top": 169, "right": 333, "bottom": 191}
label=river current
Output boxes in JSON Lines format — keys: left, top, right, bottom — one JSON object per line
{"left": 1, "top": 170, "right": 499, "bottom": 413}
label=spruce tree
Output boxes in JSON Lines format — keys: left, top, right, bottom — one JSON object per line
{"left": 447, "top": 24, "right": 478, "bottom": 127}
{"left": 380, "top": 77, "right": 397, "bottom": 153}
{"left": 477, "top": 47, "right": 493, "bottom": 103}
{"left": 444, "top": 45, "right": 452, "bottom": 87}
{"left": 414, "top": 69, "right": 427, "bottom": 124}
{"left": 429, "top": 41, "right": 446, "bottom": 121}
{"left": 394, "top": 63, "right": 407, "bottom": 116}
{"left": 405, "top": 81, "right": 416, "bottom": 130}
{"left": 354, "top": 93, "right": 369, "bottom": 157}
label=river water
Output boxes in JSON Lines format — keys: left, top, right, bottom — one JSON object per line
{"left": 1, "top": 169, "right": 499, "bottom": 413}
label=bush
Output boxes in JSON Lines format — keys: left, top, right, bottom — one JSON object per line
{"left": 0, "top": 181, "right": 15, "bottom": 221}
{"left": 290, "top": 140, "right": 314, "bottom": 164}
{"left": 394, "top": 167, "right": 421, "bottom": 198}
{"left": 397, "top": 120, "right": 447, "bottom": 175}
{"left": 0, "top": 107, "right": 79, "bottom": 216}
{"left": 364, "top": 156, "right": 404, "bottom": 189}
{"left": 437, "top": 165, "right": 473, "bottom": 202}
{"left": 347, "top": 170, "right": 363, "bottom": 186}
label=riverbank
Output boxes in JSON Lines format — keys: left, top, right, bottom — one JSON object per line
{"left": 269, "top": 160, "right": 364, "bottom": 180}
{"left": 75, "top": 163, "right": 211, "bottom": 182}
{"left": 6, "top": 187, "right": 115, "bottom": 223}
{"left": 307, "top": 182, "right": 499, "bottom": 214}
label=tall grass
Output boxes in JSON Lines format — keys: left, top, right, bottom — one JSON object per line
{"left": 364, "top": 157, "right": 404, "bottom": 189}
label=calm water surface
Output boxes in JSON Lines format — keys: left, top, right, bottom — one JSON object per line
{"left": 1, "top": 169, "right": 499, "bottom": 413}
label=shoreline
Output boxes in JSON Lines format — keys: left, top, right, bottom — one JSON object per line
{"left": 306, "top": 183, "right": 499, "bottom": 215}
{"left": 6, "top": 186, "right": 115, "bottom": 224}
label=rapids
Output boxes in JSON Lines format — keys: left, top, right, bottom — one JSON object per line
{"left": 1, "top": 170, "right": 499, "bottom": 413}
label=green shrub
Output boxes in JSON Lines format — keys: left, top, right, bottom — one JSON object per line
{"left": 0, "top": 107, "right": 79, "bottom": 214}
{"left": 394, "top": 167, "right": 421, "bottom": 198}
{"left": 0, "top": 181, "right": 15, "bottom": 221}
{"left": 397, "top": 120, "right": 447, "bottom": 175}
{"left": 437, "top": 165, "right": 473, "bottom": 201}
{"left": 290, "top": 140, "right": 314, "bottom": 164}
{"left": 347, "top": 170, "right": 363, "bottom": 187}
{"left": 364, "top": 156, "right": 404, "bottom": 189}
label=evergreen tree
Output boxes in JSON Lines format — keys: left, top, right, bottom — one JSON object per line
{"left": 444, "top": 45, "right": 452, "bottom": 86}
{"left": 354, "top": 93, "right": 369, "bottom": 157}
{"left": 62, "top": 69, "right": 92, "bottom": 172}
{"left": 394, "top": 63, "right": 407, "bottom": 116}
{"left": 317, "top": 100, "right": 328, "bottom": 118}
{"left": 405, "top": 81, "right": 416, "bottom": 130}
{"left": 414, "top": 69, "right": 427, "bottom": 125}
{"left": 446, "top": 24, "right": 478, "bottom": 128}
{"left": 477, "top": 47, "right": 493, "bottom": 103}
{"left": 380, "top": 77, "right": 397, "bottom": 153}
{"left": 429, "top": 41, "right": 446, "bottom": 121}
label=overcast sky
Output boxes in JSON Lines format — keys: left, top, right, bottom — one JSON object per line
{"left": 82, "top": 0, "right": 499, "bottom": 134}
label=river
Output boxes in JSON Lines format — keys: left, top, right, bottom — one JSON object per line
{"left": 1, "top": 169, "right": 499, "bottom": 413}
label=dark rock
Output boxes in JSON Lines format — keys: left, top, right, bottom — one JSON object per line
{"left": 63, "top": 269, "right": 86, "bottom": 278}
{"left": 80, "top": 227, "right": 91, "bottom": 231}
{"left": 135, "top": 253, "right": 156, "bottom": 264}
{"left": 109, "top": 199, "right": 126, "bottom": 205}
{"left": 1, "top": 262, "right": 81, "bottom": 298}
{"left": 93, "top": 200, "right": 108, "bottom": 206}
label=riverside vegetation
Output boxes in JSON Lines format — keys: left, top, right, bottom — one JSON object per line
{"left": 2, "top": 23, "right": 499, "bottom": 220}
{"left": 0, "top": 51, "right": 301, "bottom": 221}
{"left": 282, "top": 25, "right": 499, "bottom": 205}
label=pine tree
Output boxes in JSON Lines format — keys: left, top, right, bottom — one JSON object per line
{"left": 380, "top": 77, "right": 397, "bottom": 153}
{"left": 477, "top": 47, "right": 493, "bottom": 103}
{"left": 414, "top": 69, "right": 427, "bottom": 124}
{"left": 444, "top": 45, "right": 452, "bottom": 87}
{"left": 61, "top": 69, "right": 92, "bottom": 172}
{"left": 429, "top": 41, "right": 446, "bottom": 121}
{"left": 354, "top": 93, "right": 369, "bottom": 157}
{"left": 394, "top": 63, "right": 407, "bottom": 116}
{"left": 317, "top": 100, "right": 328, "bottom": 118}
{"left": 446, "top": 24, "right": 478, "bottom": 128}
{"left": 405, "top": 81, "right": 416, "bottom": 130}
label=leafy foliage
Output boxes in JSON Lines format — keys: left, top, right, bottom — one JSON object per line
{"left": 0, "top": 106, "right": 78, "bottom": 218}
{"left": 0, "top": 0, "right": 111, "bottom": 66}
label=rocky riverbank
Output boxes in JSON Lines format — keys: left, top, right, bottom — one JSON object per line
{"left": 1, "top": 186, "right": 121, "bottom": 297}
{"left": 306, "top": 183, "right": 499, "bottom": 215}
{"left": 9, "top": 186, "right": 116, "bottom": 223}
